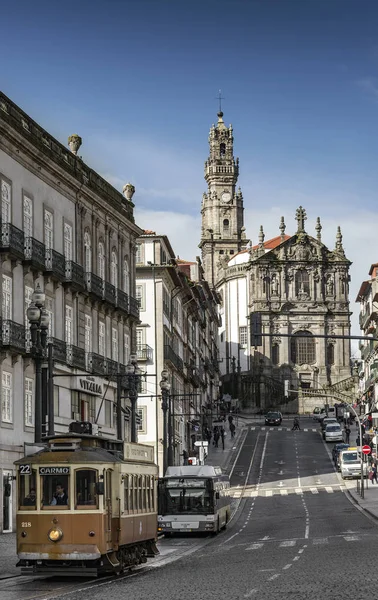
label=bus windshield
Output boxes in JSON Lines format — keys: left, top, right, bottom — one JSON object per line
{"left": 162, "top": 483, "right": 212, "bottom": 514}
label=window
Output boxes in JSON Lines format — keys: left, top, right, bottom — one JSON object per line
{"left": 136, "top": 284, "right": 145, "bottom": 311}
{"left": 45, "top": 297, "right": 54, "bottom": 338}
{"left": 84, "top": 231, "right": 92, "bottom": 272}
{"left": 105, "top": 400, "right": 112, "bottom": 427}
{"left": 272, "top": 344, "right": 280, "bottom": 366}
{"left": 19, "top": 469, "right": 37, "bottom": 510}
{"left": 41, "top": 475, "right": 69, "bottom": 508}
{"left": 98, "top": 242, "right": 105, "bottom": 280}
{"left": 124, "top": 333, "right": 130, "bottom": 365}
{"left": 25, "top": 285, "right": 33, "bottom": 349}
{"left": 44, "top": 209, "right": 54, "bottom": 250}
{"left": 85, "top": 315, "right": 92, "bottom": 353}
{"left": 23, "top": 194, "right": 33, "bottom": 237}
{"left": 239, "top": 326, "right": 248, "bottom": 348}
{"left": 123, "top": 259, "right": 129, "bottom": 294}
{"left": 136, "top": 406, "right": 146, "bottom": 434}
{"left": 64, "top": 223, "right": 73, "bottom": 260}
{"left": 24, "top": 377, "right": 34, "bottom": 426}
{"left": 75, "top": 469, "right": 98, "bottom": 508}
{"left": 295, "top": 269, "right": 310, "bottom": 296}
{"left": 2, "top": 275, "right": 12, "bottom": 319}
{"left": 223, "top": 219, "right": 230, "bottom": 235}
{"left": 327, "top": 344, "right": 335, "bottom": 366}
{"left": 112, "top": 326, "right": 118, "bottom": 361}
{"left": 220, "top": 143, "right": 226, "bottom": 157}
{"left": 1, "top": 179, "right": 11, "bottom": 222}
{"left": 136, "top": 328, "right": 145, "bottom": 354}
{"left": 110, "top": 250, "right": 118, "bottom": 287}
{"left": 99, "top": 321, "right": 106, "bottom": 356}
{"left": 65, "top": 305, "right": 73, "bottom": 345}
{"left": 135, "top": 243, "right": 143, "bottom": 265}
{"left": 2, "top": 371, "right": 12, "bottom": 423}
{"left": 291, "top": 331, "right": 315, "bottom": 365}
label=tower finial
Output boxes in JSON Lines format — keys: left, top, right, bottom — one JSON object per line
{"left": 335, "top": 225, "right": 344, "bottom": 254}
{"left": 259, "top": 225, "right": 265, "bottom": 247}
{"left": 217, "top": 89, "right": 224, "bottom": 118}
{"left": 279, "top": 216, "right": 286, "bottom": 241}
{"left": 295, "top": 206, "right": 307, "bottom": 233}
{"left": 315, "top": 217, "right": 322, "bottom": 242}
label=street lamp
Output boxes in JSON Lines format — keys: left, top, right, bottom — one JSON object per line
{"left": 160, "top": 370, "right": 171, "bottom": 474}
{"left": 26, "top": 284, "right": 50, "bottom": 444}
{"left": 126, "top": 353, "right": 142, "bottom": 443}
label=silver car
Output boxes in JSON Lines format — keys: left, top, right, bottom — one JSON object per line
{"left": 324, "top": 424, "right": 343, "bottom": 443}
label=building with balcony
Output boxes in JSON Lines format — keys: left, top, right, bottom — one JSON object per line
{"left": 0, "top": 92, "right": 141, "bottom": 532}
{"left": 356, "top": 263, "right": 378, "bottom": 412}
{"left": 135, "top": 232, "right": 220, "bottom": 474}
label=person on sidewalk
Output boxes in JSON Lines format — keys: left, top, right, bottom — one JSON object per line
{"left": 345, "top": 426, "right": 351, "bottom": 444}
{"left": 220, "top": 427, "right": 225, "bottom": 450}
{"left": 230, "top": 422, "right": 236, "bottom": 438}
{"left": 213, "top": 427, "right": 220, "bottom": 448}
{"left": 371, "top": 462, "right": 378, "bottom": 484}
{"left": 182, "top": 449, "right": 189, "bottom": 466}
{"left": 292, "top": 416, "right": 300, "bottom": 431}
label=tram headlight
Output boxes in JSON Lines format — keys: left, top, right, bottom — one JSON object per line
{"left": 48, "top": 527, "right": 63, "bottom": 542}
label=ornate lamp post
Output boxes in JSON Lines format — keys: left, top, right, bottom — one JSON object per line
{"left": 126, "top": 353, "right": 142, "bottom": 443}
{"left": 160, "top": 370, "right": 171, "bottom": 474}
{"left": 26, "top": 284, "right": 50, "bottom": 444}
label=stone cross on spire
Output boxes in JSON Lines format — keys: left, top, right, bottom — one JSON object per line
{"left": 279, "top": 216, "right": 286, "bottom": 241}
{"left": 315, "top": 217, "right": 322, "bottom": 242}
{"left": 295, "top": 206, "right": 307, "bottom": 233}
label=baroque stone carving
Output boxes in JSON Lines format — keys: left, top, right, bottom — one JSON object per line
{"left": 68, "top": 134, "right": 82, "bottom": 155}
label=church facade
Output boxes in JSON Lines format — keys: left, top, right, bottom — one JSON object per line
{"left": 200, "top": 111, "right": 354, "bottom": 411}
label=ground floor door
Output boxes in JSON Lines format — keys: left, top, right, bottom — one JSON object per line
{"left": 2, "top": 471, "right": 13, "bottom": 533}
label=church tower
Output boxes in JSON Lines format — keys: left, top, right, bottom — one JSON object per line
{"left": 199, "top": 110, "right": 247, "bottom": 287}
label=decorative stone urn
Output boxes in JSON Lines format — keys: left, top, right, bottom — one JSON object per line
{"left": 123, "top": 183, "right": 136, "bottom": 202}
{"left": 68, "top": 134, "right": 82, "bottom": 155}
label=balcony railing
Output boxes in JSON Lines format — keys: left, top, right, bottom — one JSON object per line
{"left": 204, "top": 357, "right": 215, "bottom": 378}
{"left": 0, "top": 223, "right": 25, "bottom": 259}
{"left": 49, "top": 338, "right": 67, "bottom": 364}
{"left": 105, "top": 358, "right": 119, "bottom": 379}
{"left": 45, "top": 248, "right": 66, "bottom": 280}
{"left": 65, "top": 261, "right": 85, "bottom": 291}
{"left": 1, "top": 319, "right": 26, "bottom": 353}
{"left": 164, "top": 345, "right": 184, "bottom": 372}
{"left": 85, "top": 272, "right": 103, "bottom": 300}
{"left": 189, "top": 367, "right": 201, "bottom": 388}
{"left": 116, "top": 289, "right": 129, "bottom": 313}
{"left": 104, "top": 282, "right": 116, "bottom": 306}
{"left": 87, "top": 352, "right": 106, "bottom": 375}
{"left": 137, "top": 344, "right": 153, "bottom": 361}
{"left": 24, "top": 237, "right": 46, "bottom": 270}
{"left": 129, "top": 296, "right": 140, "bottom": 319}
{"left": 66, "top": 344, "right": 86, "bottom": 371}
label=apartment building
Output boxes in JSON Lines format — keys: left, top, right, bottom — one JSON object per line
{"left": 0, "top": 92, "right": 141, "bottom": 532}
{"left": 356, "top": 262, "right": 378, "bottom": 412}
{"left": 135, "top": 232, "right": 220, "bottom": 474}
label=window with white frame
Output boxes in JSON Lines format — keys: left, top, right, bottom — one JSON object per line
{"left": 65, "top": 305, "right": 73, "bottom": 345}
{"left": 135, "top": 243, "right": 143, "bottom": 265}
{"left": 84, "top": 231, "right": 92, "bottom": 272}
{"left": 24, "top": 285, "right": 33, "bottom": 348}
{"left": 64, "top": 223, "right": 73, "bottom": 260}
{"left": 2, "top": 371, "right": 12, "bottom": 423}
{"left": 123, "top": 258, "right": 129, "bottom": 295}
{"left": 1, "top": 178, "right": 11, "bottom": 222}
{"left": 2, "top": 275, "right": 12, "bottom": 319}
{"left": 23, "top": 194, "right": 33, "bottom": 237}
{"left": 45, "top": 297, "right": 54, "bottom": 338}
{"left": 98, "top": 242, "right": 105, "bottom": 280}
{"left": 110, "top": 250, "right": 118, "bottom": 287}
{"left": 124, "top": 332, "right": 130, "bottom": 365}
{"left": 99, "top": 321, "right": 106, "bottom": 356}
{"left": 136, "top": 406, "right": 146, "bottom": 433}
{"left": 24, "top": 377, "right": 34, "bottom": 426}
{"left": 85, "top": 314, "right": 92, "bottom": 353}
{"left": 44, "top": 208, "right": 54, "bottom": 250}
{"left": 112, "top": 326, "right": 118, "bottom": 361}
{"left": 136, "top": 328, "right": 145, "bottom": 356}
{"left": 239, "top": 326, "right": 248, "bottom": 348}
{"left": 136, "top": 284, "right": 145, "bottom": 311}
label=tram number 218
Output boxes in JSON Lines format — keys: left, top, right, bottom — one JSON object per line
{"left": 21, "top": 522, "right": 32, "bottom": 528}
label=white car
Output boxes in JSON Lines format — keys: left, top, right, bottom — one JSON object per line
{"left": 324, "top": 424, "right": 343, "bottom": 443}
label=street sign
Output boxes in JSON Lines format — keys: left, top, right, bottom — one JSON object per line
{"left": 362, "top": 445, "right": 371, "bottom": 455}
{"left": 194, "top": 441, "right": 209, "bottom": 447}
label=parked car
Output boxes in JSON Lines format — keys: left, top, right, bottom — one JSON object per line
{"left": 311, "top": 407, "right": 322, "bottom": 420}
{"left": 317, "top": 406, "right": 337, "bottom": 422}
{"left": 340, "top": 449, "right": 368, "bottom": 479}
{"left": 332, "top": 443, "right": 350, "bottom": 465}
{"left": 321, "top": 417, "right": 338, "bottom": 433}
{"left": 324, "top": 424, "right": 343, "bottom": 443}
{"left": 265, "top": 411, "right": 282, "bottom": 426}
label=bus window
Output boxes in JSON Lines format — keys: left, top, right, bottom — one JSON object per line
{"left": 75, "top": 469, "right": 98, "bottom": 508}
{"left": 42, "top": 476, "right": 69, "bottom": 509}
{"left": 19, "top": 469, "right": 37, "bottom": 510}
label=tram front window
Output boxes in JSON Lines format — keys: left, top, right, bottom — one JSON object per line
{"left": 166, "top": 487, "right": 212, "bottom": 514}
{"left": 19, "top": 470, "right": 37, "bottom": 510}
{"left": 42, "top": 476, "right": 69, "bottom": 508}
{"left": 75, "top": 469, "right": 98, "bottom": 508}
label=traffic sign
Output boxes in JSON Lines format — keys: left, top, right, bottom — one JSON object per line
{"left": 362, "top": 445, "right": 371, "bottom": 455}
{"left": 194, "top": 441, "right": 208, "bottom": 447}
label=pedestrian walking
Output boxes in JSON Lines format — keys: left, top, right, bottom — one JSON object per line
{"left": 345, "top": 426, "right": 351, "bottom": 444}
{"left": 220, "top": 426, "right": 225, "bottom": 450}
{"left": 370, "top": 462, "right": 378, "bottom": 484}
{"left": 230, "top": 422, "right": 236, "bottom": 438}
{"left": 292, "top": 416, "right": 300, "bottom": 431}
{"left": 213, "top": 427, "right": 220, "bottom": 448}
{"left": 182, "top": 449, "right": 189, "bottom": 466}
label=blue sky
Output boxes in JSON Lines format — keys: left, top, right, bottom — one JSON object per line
{"left": 2, "top": 0, "right": 378, "bottom": 338}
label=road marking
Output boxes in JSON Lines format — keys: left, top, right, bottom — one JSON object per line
{"left": 265, "top": 490, "right": 273, "bottom": 497}
{"left": 325, "top": 487, "right": 333, "bottom": 493}
{"left": 310, "top": 488, "right": 318, "bottom": 494}
{"left": 279, "top": 540, "right": 296, "bottom": 547}
{"left": 283, "top": 564, "right": 292, "bottom": 570}
{"left": 268, "top": 574, "right": 280, "bottom": 581}
{"left": 304, "top": 428, "right": 308, "bottom": 432}
{"left": 246, "top": 543, "right": 263, "bottom": 550}
{"left": 312, "top": 429, "right": 317, "bottom": 432}
{"left": 344, "top": 535, "right": 360, "bottom": 542}
{"left": 244, "top": 589, "right": 258, "bottom": 597}
{"left": 305, "top": 524, "right": 310, "bottom": 539}
{"left": 313, "top": 538, "right": 328, "bottom": 545}
{"left": 295, "top": 488, "right": 303, "bottom": 494}
{"left": 280, "top": 489, "right": 288, "bottom": 495}
{"left": 293, "top": 556, "right": 300, "bottom": 561}
{"left": 261, "top": 535, "right": 271, "bottom": 540}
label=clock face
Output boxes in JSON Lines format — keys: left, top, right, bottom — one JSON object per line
{"left": 221, "top": 192, "right": 231, "bottom": 203}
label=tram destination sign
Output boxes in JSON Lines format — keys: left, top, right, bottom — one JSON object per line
{"left": 39, "top": 467, "right": 70, "bottom": 475}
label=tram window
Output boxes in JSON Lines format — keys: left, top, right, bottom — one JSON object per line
{"left": 76, "top": 469, "right": 98, "bottom": 509}
{"left": 139, "top": 475, "right": 143, "bottom": 511}
{"left": 146, "top": 476, "right": 151, "bottom": 511}
{"left": 123, "top": 475, "right": 130, "bottom": 514}
{"left": 19, "top": 469, "right": 37, "bottom": 510}
{"left": 42, "top": 476, "right": 69, "bottom": 509}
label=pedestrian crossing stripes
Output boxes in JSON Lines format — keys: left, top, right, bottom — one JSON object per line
{"left": 231, "top": 485, "right": 343, "bottom": 498}
{"left": 251, "top": 426, "right": 318, "bottom": 432}
{"left": 245, "top": 536, "right": 363, "bottom": 550}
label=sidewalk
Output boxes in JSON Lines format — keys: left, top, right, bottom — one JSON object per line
{"left": 345, "top": 478, "right": 378, "bottom": 521}
{"left": 0, "top": 532, "right": 18, "bottom": 579}
{"left": 205, "top": 421, "right": 246, "bottom": 475}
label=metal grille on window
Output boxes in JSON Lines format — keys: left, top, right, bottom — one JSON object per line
{"left": 1, "top": 180, "right": 11, "bottom": 222}
{"left": 98, "top": 242, "right": 105, "bottom": 280}
{"left": 65, "top": 305, "right": 73, "bottom": 345}
{"left": 23, "top": 195, "right": 33, "bottom": 237}
{"left": 111, "top": 250, "right": 118, "bottom": 287}
{"left": 112, "top": 326, "right": 118, "bottom": 361}
{"left": 2, "top": 371, "right": 12, "bottom": 423}
{"left": 291, "top": 331, "right": 315, "bottom": 365}
{"left": 44, "top": 209, "right": 54, "bottom": 250}
{"left": 2, "top": 275, "right": 12, "bottom": 319}
{"left": 84, "top": 231, "right": 92, "bottom": 272}
{"left": 24, "top": 377, "right": 34, "bottom": 426}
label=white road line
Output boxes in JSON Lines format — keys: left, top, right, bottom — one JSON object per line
{"left": 313, "top": 538, "right": 328, "bottom": 545}
{"left": 344, "top": 535, "right": 360, "bottom": 542}
{"left": 325, "top": 486, "right": 333, "bottom": 493}
{"left": 265, "top": 490, "right": 273, "bottom": 497}
{"left": 293, "top": 556, "right": 300, "bottom": 561}
{"left": 295, "top": 488, "right": 303, "bottom": 494}
{"left": 304, "top": 428, "right": 308, "bottom": 432}
{"left": 312, "top": 429, "right": 317, "bottom": 432}
{"left": 298, "top": 549, "right": 304, "bottom": 554}
{"left": 279, "top": 540, "right": 296, "bottom": 547}
{"left": 244, "top": 589, "right": 258, "bottom": 598}
{"left": 280, "top": 489, "right": 288, "bottom": 495}
{"left": 246, "top": 543, "right": 264, "bottom": 550}
{"left": 283, "top": 564, "right": 292, "bottom": 570}
{"left": 310, "top": 488, "right": 319, "bottom": 494}
{"left": 268, "top": 574, "right": 280, "bottom": 581}
{"left": 305, "top": 524, "right": 310, "bottom": 539}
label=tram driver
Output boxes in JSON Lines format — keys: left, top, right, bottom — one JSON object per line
{"left": 50, "top": 483, "right": 68, "bottom": 506}
{"left": 23, "top": 488, "right": 36, "bottom": 506}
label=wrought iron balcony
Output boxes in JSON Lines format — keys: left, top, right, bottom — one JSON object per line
{"left": 45, "top": 248, "right": 66, "bottom": 280}
{"left": 65, "top": 261, "right": 85, "bottom": 291}
{"left": 189, "top": 367, "right": 201, "bottom": 388}
{"left": 105, "top": 358, "right": 119, "bottom": 379}
{"left": 85, "top": 272, "right": 103, "bottom": 300}
{"left": 137, "top": 344, "right": 153, "bottom": 361}
{"left": 104, "top": 282, "right": 116, "bottom": 306}
{"left": 116, "top": 289, "right": 129, "bottom": 313}
{"left": 0, "top": 223, "right": 25, "bottom": 259}
{"left": 24, "top": 237, "right": 46, "bottom": 271}
{"left": 164, "top": 345, "right": 184, "bottom": 372}
{"left": 1, "top": 319, "right": 26, "bottom": 353}
{"left": 87, "top": 352, "right": 106, "bottom": 375}
{"left": 129, "top": 296, "right": 140, "bottom": 319}
{"left": 204, "top": 357, "right": 215, "bottom": 378}
{"left": 49, "top": 338, "right": 67, "bottom": 364}
{"left": 66, "top": 344, "right": 86, "bottom": 371}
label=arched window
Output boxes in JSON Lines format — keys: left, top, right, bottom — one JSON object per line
{"left": 295, "top": 269, "right": 309, "bottom": 295}
{"left": 223, "top": 219, "right": 229, "bottom": 235}
{"left": 220, "top": 143, "right": 226, "bottom": 157}
{"left": 123, "top": 258, "right": 130, "bottom": 295}
{"left": 327, "top": 344, "right": 335, "bottom": 366}
{"left": 272, "top": 344, "right": 280, "bottom": 366}
{"left": 98, "top": 241, "right": 105, "bottom": 280}
{"left": 290, "top": 331, "right": 315, "bottom": 365}
{"left": 110, "top": 249, "right": 118, "bottom": 287}
{"left": 84, "top": 231, "right": 92, "bottom": 273}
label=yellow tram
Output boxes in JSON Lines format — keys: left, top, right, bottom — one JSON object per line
{"left": 15, "top": 422, "right": 159, "bottom": 576}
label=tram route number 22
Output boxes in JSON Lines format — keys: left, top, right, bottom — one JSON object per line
{"left": 19, "top": 465, "right": 32, "bottom": 475}
{"left": 21, "top": 522, "right": 32, "bottom": 528}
